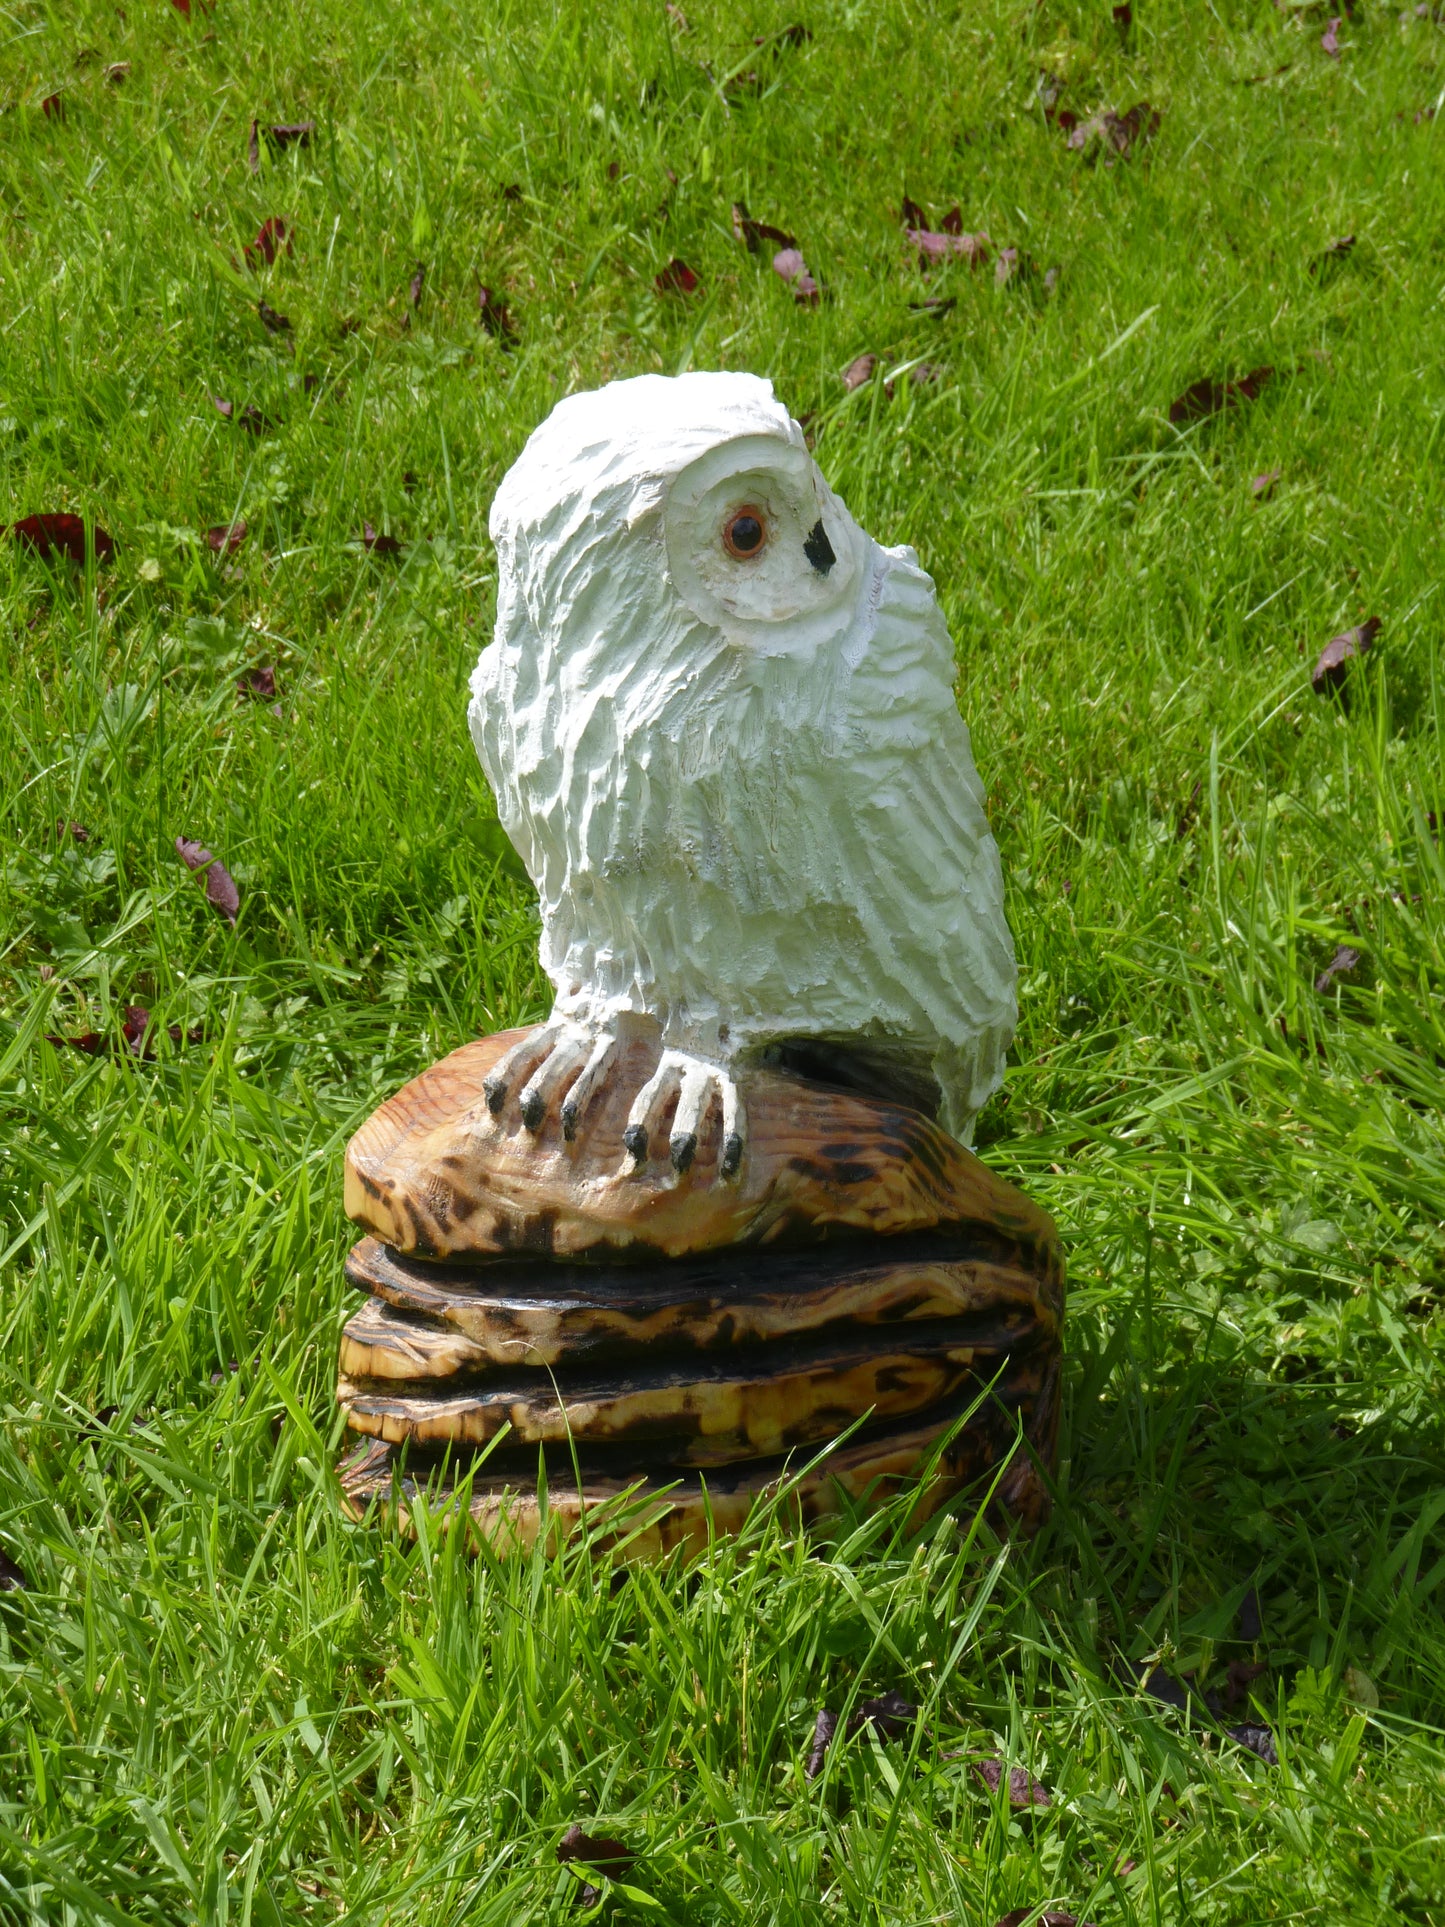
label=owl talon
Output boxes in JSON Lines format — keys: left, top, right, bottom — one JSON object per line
{"left": 621, "top": 1050, "right": 745, "bottom": 1181}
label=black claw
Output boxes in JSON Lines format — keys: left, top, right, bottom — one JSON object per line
{"left": 721, "top": 1132, "right": 743, "bottom": 1179}
{"left": 561, "top": 1099, "right": 579, "bottom": 1142}
{"left": 623, "top": 1123, "right": 649, "bottom": 1163}
{"left": 520, "top": 1087, "right": 545, "bottom": 1131}
{"left": 669, "top": 1130, "right": 697, "bottom": 1174}
{"left": 483, "top": 1075, "right": 507, "bottom": 1117}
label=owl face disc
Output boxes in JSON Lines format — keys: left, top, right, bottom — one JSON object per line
{"left": 662, "top": 432, "right": 867, "bottom": 655}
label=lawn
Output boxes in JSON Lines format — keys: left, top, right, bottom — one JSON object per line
{"left": 2, "top": 0, "right": 1444, "bottom": 1919}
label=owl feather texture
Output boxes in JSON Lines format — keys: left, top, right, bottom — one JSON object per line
{"left": 469, "top": 372, "right": 1017, "bottom": 1179}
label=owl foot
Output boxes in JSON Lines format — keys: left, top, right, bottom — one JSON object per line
{"left": 482, "top": 1023, "right": 618, "bottom": 1141}
{"left": 622, "top": 1051, "right": 744, "bottom": 1181}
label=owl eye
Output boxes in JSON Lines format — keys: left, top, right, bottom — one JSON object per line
{"left": 722, "top": 507, "right": 767, "bottom": 559}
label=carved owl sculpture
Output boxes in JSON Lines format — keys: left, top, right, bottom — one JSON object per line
{"left": 469, "top": 372, "right": 1016, "bottom": 1180}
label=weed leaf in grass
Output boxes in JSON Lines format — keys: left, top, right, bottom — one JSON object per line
{"left": 8, "top": 514, "right": 114, "bottom": 562}
{"left": 1312, "top": 617, "right": 1380, "bottom": 693}
{"left": 175, "top": 838, "right": 240, "bottom": 925}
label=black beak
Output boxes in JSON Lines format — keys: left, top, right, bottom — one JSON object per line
{"left": 804, "top": 518, "right": 836, "bottom": 575}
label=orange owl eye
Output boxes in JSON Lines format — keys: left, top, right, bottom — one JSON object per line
{"left": 722, "top": 507, "right": 767, "bottom": 559}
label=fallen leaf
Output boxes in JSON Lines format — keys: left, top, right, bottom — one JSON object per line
{"left": 362, "top": 523, "right": 403, "bottom": 555}
{"left": 555, "top": 1826, "right": 633, "bottom": 1877}
{"left": 122, "top": 1006, "right": 151, "bottom": 1056}
{"left": 995, "top": 246, "right": 1038, "bottom": 287}
{"left": 1066, "top": 101, "right": 1159, "bottom": 162}
{"left": 910, "top": 295, "right": 956, "bottom": 315}
{"left": 655, "top": 257, "right": 701, "bottom": 296}
{"left": 258, "top": 299, "right": 291, "bottom": 334}
{"left": 1114, "top": 1, "right": 1133, "bottom": 35}
{"left": 1225, "top": 1723, "right": 1278, "bottom": 1765}
{"left": 1312, "top": 617, "right": 1380, "bottom": 694}
{"left": 8, "top": 514, "right": 115, "bottom": 562}
{"left": 175, "top": 837, "right": 240, "bottom": 926}
{"left": 244, "top": 217, "right": 291, "bottom": 269}
{"left": 666, "top": 2, "right": 690, "bottom": 25}
{"left": 1344, "top": 1666, "right": 1379, "bottom": 1710}
{"left": 907, "top": 227, "right": 990, "bottom": 268}
{"left": 1315, "top": 943, "right": 1361, "bottom": 991}
{"left": 939, "top": 205, "right": 965, "bottom": 235}
{"left": 41, "top": 92, "right": 64, "bottom": 120}
{"left": 478, "top": 284, "right": 516, "bottom": 338}
{"left": 1176, "top": 780, "right": 1203, "bottom": 839}
{"left": 973, "top": 1757, "right": 1053, "bottom": 1807}
{"left": 1168, "top": 365, "right": 1276, "bottom": 425}
{"left": 731, "top": 200, "right": 796, "bottom": 252}
{"left": 908, "top": 361, "right": 941, "bottom": 387}
{"left": 772, "top": 246, "right": 819, "bottom": 304}
{"left": 409, "top": 262, "right": 426, "bottom": 307}
{"left": 899, "top": 194, "right": 930, "bottom": 228}
{"left": 1309, "top": 233, "right": 1356, "bottom": 280}
{"left": 805, "top": 1707, "right": 839, "bottom": 1778}
{"left": 105, "top": 62, "right": 130, "bottom": 84}
{"left": 207, "top": 520, "right": 248, "bottom": 555}
{"left": 1251, "top": 468, "right": 1282, "bottom": 500}
{"left": 239, "top": 665, "right": 276, "bottom": 699}
{"left": 44, "top": 1030, "right": 107, "bottom": 1056}
{"left": 1238, "top": 1585, "right": 1262, "bottom": 1641}
{"left": 0, "top": 1549, "right": 27, "bottom": 1591}
{"left": 500, "top": 181, "right": 523, "bottom": 202}
{"left": 56, "top": 819, "right": 91, "bottom": 843}
{"left": 1130, "top": 1661, "right": 1191, "bottom": 1711}
{"left": 847, "top": 1691, "right": 919, "bottom": 1741}
{"left": 1321, "top": 15, "right": 1341, "bottom": 55}
{"left": 1220, "top": 1659, "right": 1268, "bottom": 1710}
{"left": 842, "top": 353, "right": 877, "bottom": 391}
{"left": 995, "top": 1912, "right": 1095, "bottom": 1927}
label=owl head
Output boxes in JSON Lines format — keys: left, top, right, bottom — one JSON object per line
{"left": 488, "top": 372, "right": 878, "bottom": 670}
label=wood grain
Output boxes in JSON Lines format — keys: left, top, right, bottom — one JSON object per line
{"left": 336, "top": 1390, "right": 1047, "bottom": 1559}
{"left": 344, "top": 1026, "right": 1063, "bottom": 1271}
{"left": 343, "top": 1232, "right": 1058, "bottom": 1370}
{"left": 337, "top": 1315, "right": 1017, "bottom": 1465}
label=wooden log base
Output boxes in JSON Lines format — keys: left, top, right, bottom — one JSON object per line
{"left": 336, "top": 1371, "right": 1058, "bottom": 1560}
{"left": 338, "top": 1024, "right": 1065, "bottom": 1553}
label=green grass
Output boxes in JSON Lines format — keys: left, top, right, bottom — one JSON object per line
{"left": 1, "top": 0, "right": 1444, "bottom": 1918}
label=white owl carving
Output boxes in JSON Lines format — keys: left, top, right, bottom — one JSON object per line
{"left": 469, "top": 371, "right": 1016, "bottom": 1178}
